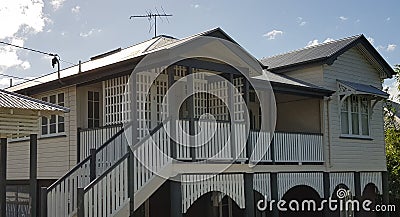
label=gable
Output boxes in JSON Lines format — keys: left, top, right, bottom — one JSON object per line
{"left": 323, "top": 47, "right": 382, "bottom": 90}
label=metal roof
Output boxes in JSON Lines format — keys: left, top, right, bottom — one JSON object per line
{"left": 260, "top": 35, "right": 361, "bottom": 70}
{"left": 7, "top": 28, "right": 234, "bottom": 92}
{"left": 337, "top": 79, "right": 389, "bottom": 98}
{"left": 260, "top": 35, "right": 395, "bottom": 77}
{"left": 0, "top": 88, "right": 69, "bottom": 112}
{"left": 251, "top": 70, "right": 333, "bottom": 97}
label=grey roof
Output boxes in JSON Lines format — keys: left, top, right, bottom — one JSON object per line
{"left": 0, "top": 89, "right": 69, "bottom": 112}
{"left": 260, "top": 35, "right": 395, "bottom": 77}
{"left": 338, "top": 79, "right": 389, "bottom": 98}
{"left": 260, "top": 35, "right": 361, "bottom": 70}
{"left": 252, "top": 70, "right": 333, "bottom": 96}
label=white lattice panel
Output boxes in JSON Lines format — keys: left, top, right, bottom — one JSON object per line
{"left": 233, "top": 77, "right": 244, "bottom": 121}
{"left": 208, "top": 81, "right": 228, "bottom": 121}
{"left": 103, "top": 76, "right": 129, "bottom": 125}
{"left": 181, "top": 174, "right": 245, "bottom": 213}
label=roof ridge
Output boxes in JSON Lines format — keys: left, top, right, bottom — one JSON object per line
{"left": 261, "top": 34, "right": 362, "bottom": 60}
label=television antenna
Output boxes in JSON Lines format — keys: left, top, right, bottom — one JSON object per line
{"left": 130, "top": 7, "right": 172, "bottom": 38}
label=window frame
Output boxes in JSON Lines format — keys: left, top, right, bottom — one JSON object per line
{"left": 340, "top": 95, "right": 372, "bottom": 139}
{"left": 88, "top": 91, "right": 100, "bottom": 128}
{"left": 41, "top": 92, "right": 66, "bottom": 136}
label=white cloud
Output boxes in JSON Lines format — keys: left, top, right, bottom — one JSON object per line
{"left": 386, "top": 17, "right": 391, "bottom": 21}
{"left": 263, "top": 30, "right": 283, "bottom": 40}
{"left": 339, "top": 16, "right": 348, "bottom": 21}
{"left": 297, "top": 17, "right": 307, "bottom": 26}
{"left": 306, "top": 39, "right": 319, "bottom": 47}
{"left": 367, "top": 37, "right": 374, "bottom": 45}
{"left": 0, "top": 1, "right": 48, "bottom": 77}
{"left": 387, "top": 44, "right": 397, "bottom": 52}
{"left": 190, "top": 4, "right": 200, "bottom": 8}
{"left": 0, "top": 0, "right": 46, "bottom": 39}
{"left": 71, "top": 5, "right": 80, "bottom": 14}
{"left": 306, "top": 37, "right": 334, "bottom": 47}
{"left": 323, "top": 38, "right": 334, "bottom": 43}
{"left": 383, "top": 80, "right": 400, "bottom": 103}
{"left": 80, "top": 28, "right": 102, "bottom": 38}
{"left": 50, "top": 0, "right": 66, "bottom": 11}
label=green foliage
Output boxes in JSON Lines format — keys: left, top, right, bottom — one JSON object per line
{"left": 385, "top": 64, "right": 400, "bottom": 199}
{"left": 386, "top": 127, "right": 400, "bottom": 197}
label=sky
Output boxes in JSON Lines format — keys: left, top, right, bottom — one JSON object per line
{"left": 0, "top": 0, "right": 399, "bottom": 101}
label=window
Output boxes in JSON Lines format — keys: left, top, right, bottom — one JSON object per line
{"left": 88, "top": 91, "right": 100, "bottom": 128}
{"left": 41, "top": 93, "right": 65, "bottom": 135}
{"left": 340, "top": 95, "right": 370, "bottom": 136}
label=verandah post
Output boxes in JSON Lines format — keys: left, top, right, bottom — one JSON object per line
{"left": 244, "top": 173, "right": 255, "bottom": 217}
{"left": 187, "top": 66, "right": 196, "bottom": 161}
{"left": 77, "top": 187, "right": 84, "bottom": 217}
{"left": 0, "top": 138, "right": 7, "bottom": 217}
{"left": 40, "top": 187, "right": 47, "bottom": 217}
{"left": 77, "top": 127, "right": 81, "bottom": 163}
{"left": 30, "top": 134, "right": 38, "bottom": 217}
{"left": 89, "top": 148, "right": 96, "bottom": 182}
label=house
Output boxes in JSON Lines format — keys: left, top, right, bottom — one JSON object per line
{"left": 0, "top": 88, "right": 69, "bottom": 217}
{"left": 4, "top": 28, "right": 395, "bottom": 217}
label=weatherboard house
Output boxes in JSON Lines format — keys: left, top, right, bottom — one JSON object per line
{"left": 3, "top": 28, "right": 395, "bottom": 217}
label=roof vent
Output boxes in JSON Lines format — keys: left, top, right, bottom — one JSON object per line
{"left": 90, "top": 48, "right": 122, "bottom": 60}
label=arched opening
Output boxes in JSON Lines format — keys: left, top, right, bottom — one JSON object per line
{"left": 279, "top": 185, "right": 323, "bottom": 217}
{"left": 328, "top": 184, "right": 353, "bottom": 217}
{"left": 358, "top": 183, "right": 379, "bottom": 217}
{"left": 184, "top": 191, "right": 243, "bottom": 217}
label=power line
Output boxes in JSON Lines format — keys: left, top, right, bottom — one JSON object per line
{"left": 0, "top": 41, "right": 56, "bottom": 56}
{"left": 0, "top": 73, "right": 43, "bottom": 84}
{"left": 0, "top": 40, "right": 76, "bottom": 66}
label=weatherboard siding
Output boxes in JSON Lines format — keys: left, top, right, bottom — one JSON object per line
{"left": 7, "top": 86, "right": 78, "bottom": 180}
{"left": 323, "top": 47, "right": 386, "bottom": 171}
{"left": 283, "top": 65, "right": 324, "bottom": 87}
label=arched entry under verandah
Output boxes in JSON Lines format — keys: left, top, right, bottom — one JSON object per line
{"left": 184, "top": 191, "right": 244, "bottom": 217}
{"left": 279, "top": 185, "right": 323, "bottom": 217}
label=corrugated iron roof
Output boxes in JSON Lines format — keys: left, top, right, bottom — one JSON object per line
{"left": 260, "top": 35, "right": 361, "bottom": 70}
{"left": 338, "top": 79, "right": 389, "bottom": 98}
{"left": 0, "top": 88, "right": 69, "bottom": 112}
{"left": 7, "top": 28, "right": 233, "bottom": 92}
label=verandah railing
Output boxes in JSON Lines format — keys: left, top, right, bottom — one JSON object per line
{"left": 78, "top": 120, "right": 172, "bottom": 217}
{"left": 176, "top": 119, "right": 247, "bottom": 161}
{"left": 249, "top": 130, "right": 324, "bottom": 164}
{"left": 44, "top": 128, "right": 128, "bottom": 217}
{"left": 78, "top": 124, "right": 123, "bottom": 162}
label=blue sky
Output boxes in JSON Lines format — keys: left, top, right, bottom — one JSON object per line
{"left": 0, "top": 0, "right": 399, "bottom": 100}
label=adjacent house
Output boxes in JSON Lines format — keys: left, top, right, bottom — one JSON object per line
{"left": 4, "top": 28, "right": 395, "bottom": 217}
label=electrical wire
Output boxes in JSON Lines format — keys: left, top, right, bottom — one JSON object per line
{"left": 0, "top": 73, "right": 44, "bottom": 84}
{"left": 0, "top": 40, "right": 76, "bottom": 66}
{"left": 0, "top": 41, "right": 56, "bottom": 56}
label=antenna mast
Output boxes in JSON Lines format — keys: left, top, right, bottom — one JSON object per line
{"left": 130, "top": 8, "right": 172, "bottom": 38}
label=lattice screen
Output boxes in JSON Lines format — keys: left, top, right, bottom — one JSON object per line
{"left": 192, "top": 70, "right": 208, "bottom": 119}
{"left": 103, "top": 76, "right": 129, "bottom": 125}
{"left": 208, "top": 81, "right": 228, "bottom": 121}
{"left": 233, "top": 77, "right": 244, "bottom": 121}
